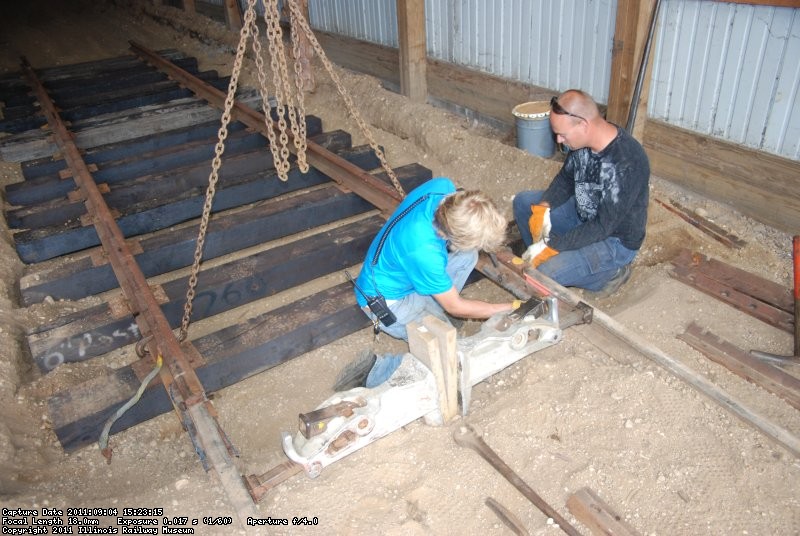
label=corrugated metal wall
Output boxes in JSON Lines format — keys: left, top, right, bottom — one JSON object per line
{"left": 225, "top": 0, "right": 798, "bottom": 160}
{"left": 309, "top": 0, "right": 398, "bottom": 45}
{"left": 307, "top": 0, "right": 616, "bottom": 102}
{"left": 651, "top": 1, "right": 799, "bottom": 160}
{"left": 424, "top": 0, "right": 616, "bottom": 102}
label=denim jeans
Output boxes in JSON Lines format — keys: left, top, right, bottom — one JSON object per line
{"left": 513, "top": 190, "right": 637, "bottom": 291}
{"left": 361, "top": 249, "right": 478, "bottom": 341}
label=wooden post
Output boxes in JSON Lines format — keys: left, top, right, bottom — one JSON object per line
{"left": 606, "top": 0, "right": 657, "bottom": 130}
{"left": 181, "top": 0, "right": 196, "bottom": 16}
{"left": 419, "top": 315, "right": 458, "bottom": 419}
{"left": 407, "top": 315, "right": 457, "bottom": 423}
{"left": 396, "top": 0, "right": 428, "bottom": 103}
{"left": 223, "top": 0, "right": 243, "bottom": 31}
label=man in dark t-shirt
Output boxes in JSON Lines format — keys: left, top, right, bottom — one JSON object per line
{"left": 513, "top": 89, "right": 650, "bottom": 294}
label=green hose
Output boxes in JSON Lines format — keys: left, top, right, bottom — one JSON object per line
{"left": 99, "top": 354, "right": 163, "bottom": 463}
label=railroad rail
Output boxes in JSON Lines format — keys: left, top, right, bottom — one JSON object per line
{"left": 0, "top": 46, "right": 425, "bottom": 525}
{"left": 0, "top": 44, "right": 540, "bottom": 521}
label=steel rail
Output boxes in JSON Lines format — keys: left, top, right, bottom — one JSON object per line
{"left": 490, "top": 247, "right": 800, "bottom": 458}
{"left": 19, "top": 57, "right": 258, "bottom": 526}
{"left": 129, "top": 40, "right": 404, "bottom": 215}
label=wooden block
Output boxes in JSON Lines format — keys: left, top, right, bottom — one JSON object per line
{"left": 407, "top": 315, "right": 457, "bottom": 423}
{"left": 419, "top": 315, "right": 458, "bottom": 423}
{"left": 566, "top": 487, "right": 641, "bottom": 536}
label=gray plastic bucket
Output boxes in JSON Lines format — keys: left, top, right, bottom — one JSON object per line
{"left": 512, "top": 101, "right": 555, "bottom": 158}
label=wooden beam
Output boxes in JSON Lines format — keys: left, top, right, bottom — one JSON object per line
{"left": 28, "top": 216, "right": 383, "bottom": 371}
{"left": 407, "top": 317, "right": 455, "bottom": 424}
{"left": 643, "top": 119, "right": 800, "bottom": 234}
{"left": 407, "top": 315, "right": 458, "bottom": 423}
{"left": 48, "top": 283, "right": 370, "bottom": 452}
{"left": 181, "top": 0, "right": 196, "bottom": 15}
{"left": 396, "top": 0, "right": 428, "bottom": 103}
{"left": 13, "top": 139, "right": 378, "bottom": 263}
{"left": 222, "top": 0, "right": 242, "bottom": 31}
{"left": 606, "top": 0, "right": 643, "bottom": 125}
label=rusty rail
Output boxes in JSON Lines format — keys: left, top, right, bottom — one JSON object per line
{"left": 98, "top": 44, "right": 561, "bottom": 505}
{"left": 129, "top": 40, "right": 403, "bottom": 215}
{"left": 19, "top": 57, "right": 258, "bottom": 525}
{"left": 489, "top": 247, "right": 800, "bottom": 457}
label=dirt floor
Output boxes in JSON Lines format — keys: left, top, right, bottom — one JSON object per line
{"left": 1, "top": 1, "right": 798, "bottom": 535}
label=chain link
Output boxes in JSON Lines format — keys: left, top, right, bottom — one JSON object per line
{"left": 288, "top": 6, "right": 309, "bottom": 172}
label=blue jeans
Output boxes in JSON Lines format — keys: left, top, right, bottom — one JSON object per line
{"left": 361, "top": 249, "right": 478, "bottom": 341}
{"left": 513, "top": 190, "right": 637, "bottom": 291}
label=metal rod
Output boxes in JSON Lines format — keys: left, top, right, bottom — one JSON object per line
{"left": 454, "top": 424, "right": 583, "bottom": 536}
{"left": 748, "top": 235, "right": 799, "bottom": 362}
{"left": 626, "top": 0, "right": 662, "bottom": 133}
{"left": 485, "top": 497, "right": 530, "bottom": 536}
{"left": 490, "top": 248, "right": 800, "bottom": 457}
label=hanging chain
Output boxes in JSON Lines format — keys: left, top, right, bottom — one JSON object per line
{"left": 178, "top": 0, "right": 257, "bottom": 341}
{"left": 288, "top": 5, "right": 309, "bottom": 172}
{"left": 250, "top": 5, "right": 283, "bottom": 175}
{"left": 262, "top": 0, "right": 293, "bottom": 179}
{"left": 180, "top": 0, "right": 406, "bottom": 340}
{"left": 285, "top": 0, "right": 406, "bottom": 197}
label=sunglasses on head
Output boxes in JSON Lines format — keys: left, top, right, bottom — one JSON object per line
{"left": 550, "top": 96, "right": 586, "bottom": 122}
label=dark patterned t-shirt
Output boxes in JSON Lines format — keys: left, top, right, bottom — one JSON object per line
{"left": 542, "top": 126, "right": 650, "bottom": 251}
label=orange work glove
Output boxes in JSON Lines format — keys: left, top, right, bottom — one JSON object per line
{"left": 531, "top": 245, "right": 558, "bottom": 267}
{"left": 528, "top": 203, "right": 551, "bottom": 243}
{"left": 522, "top": 240, "right": 559, "bottom": 268}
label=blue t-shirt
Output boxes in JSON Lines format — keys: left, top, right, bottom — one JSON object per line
{"left": 354, "top": 178, "right": 456, "bottom": 307}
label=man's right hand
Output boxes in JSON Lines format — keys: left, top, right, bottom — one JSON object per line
{"left": 528, "top": 203, "right": 551, "bottom": 243}
{"left": 522, "top": 240, "right": 558, "bottom": 268}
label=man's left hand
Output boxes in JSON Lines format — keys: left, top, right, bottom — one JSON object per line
{"left": 522, "top": 240, "right": 558, "bottom": 268}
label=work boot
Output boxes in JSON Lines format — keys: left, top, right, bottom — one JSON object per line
{"left": 593, "top": 264, "right": 632, "bottom": 298}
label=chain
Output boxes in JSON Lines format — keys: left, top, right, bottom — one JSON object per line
{"left": 249, "top": 5, "right": 282, "bottom": 174}
{"left": 285, "top": 0, "right": 406, "bottom": 197}
{"left": 263, "top": 0, "right": 292, "bottom": 179}
{"left": 180, "top": 0, "right": 405, "bottom": 340}
{"left": 288, "top": 5, "right": 309, "bottom": 172}
{"left": 178, "top": 0, "right": 257, "bottom": 341}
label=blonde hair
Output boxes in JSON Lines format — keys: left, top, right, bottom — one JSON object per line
{"left": 435, "top": 190, "right": 507, "bottom": 252}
